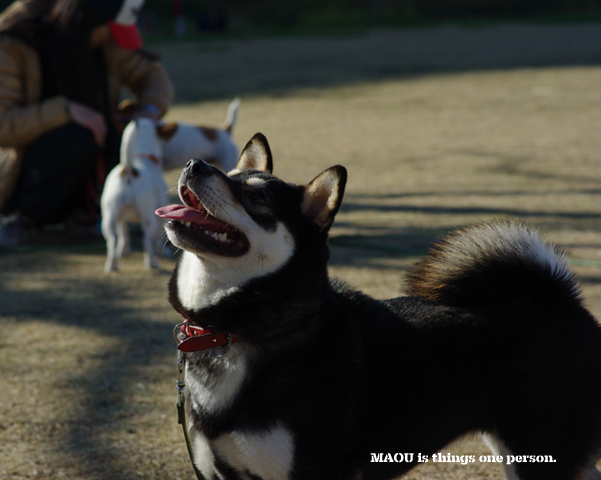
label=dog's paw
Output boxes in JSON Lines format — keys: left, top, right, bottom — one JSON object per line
{"left": 104, "top": 260, "right": 119, "bottom": 274}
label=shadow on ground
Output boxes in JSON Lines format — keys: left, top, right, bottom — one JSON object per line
{"left": 0, "top": 253, "right": 179, "bottom": 479}
{"left": 156, "top": 23, "right": 601, "bottom": 102}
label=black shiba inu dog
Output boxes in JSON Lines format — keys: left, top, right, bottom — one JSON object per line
{"left": 157, "top": 133, "right": 601, "bottom": 480}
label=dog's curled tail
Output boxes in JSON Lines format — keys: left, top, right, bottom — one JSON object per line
{"left": 224, "top": 97, "right": 241, "bottom": 134}
{"left": 405, "top": 221, "right": 582, "bottom": 308}
{"left": 120, "top": 118, "right": 161, "bottom": 178}
{"left": 120, "top": 120, "right": 138, "bottom": 177}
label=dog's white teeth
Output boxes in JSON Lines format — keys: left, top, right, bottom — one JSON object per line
{"left": 201, "top": 229, "right": 231, "bottom": 244}
{"left": 185, "top": 222, "right": 192, "bottom": 227}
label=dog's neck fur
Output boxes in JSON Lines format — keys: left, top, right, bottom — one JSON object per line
{"left": 170, "top": 245, "right": 331, "bottom": 346}
{"left": 175, "top": 252, "right": 244, "bottom": 311}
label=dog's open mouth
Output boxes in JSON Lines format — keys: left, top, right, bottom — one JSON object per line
{"left": 156, "top": 187, "right": 248, "bottom": 256}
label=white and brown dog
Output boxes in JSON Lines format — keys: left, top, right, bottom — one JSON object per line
{"left": 119, "top": 97, "right": 241, "bottom": 174}
{"left": 101, "top": 99, "right": 241, "bottom": 272}
{"left": 101, "top": 118, "right": 168, "bottom": 273}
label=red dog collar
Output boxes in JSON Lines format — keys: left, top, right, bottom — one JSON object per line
{"left": 174, "top": 320, "right": 241, "bottom": 352}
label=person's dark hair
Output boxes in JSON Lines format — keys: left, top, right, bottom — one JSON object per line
{"left": 0, "top": 0, "right": 160, "bottom": 116}
{"left": 0, "top": 0, "right": 110, "bottom": 116}
{"left": 44, "top": 0, "right": 111, "bottom": 114}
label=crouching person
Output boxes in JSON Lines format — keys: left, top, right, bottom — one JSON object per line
{"left": 0, "top": 0, "right": 173, "bottom": 248}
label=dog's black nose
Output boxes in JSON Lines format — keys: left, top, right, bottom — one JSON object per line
{"left": 185, "top": 159, "right": 212, "bottom": 179}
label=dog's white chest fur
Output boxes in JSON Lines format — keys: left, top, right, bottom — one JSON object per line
{"left": 187, "top": 350, "right": 295, "bottom": 480}
{"left": 193, "top": 425, "right": 295, "bottom": 480}
{"left": 186, "top": 348, "right": 248, "bottom": 412}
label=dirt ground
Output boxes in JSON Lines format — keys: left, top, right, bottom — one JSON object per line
{"left": 3, "top": 23, "right": 601, "bottom": 480}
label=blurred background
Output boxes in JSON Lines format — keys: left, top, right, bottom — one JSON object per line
{"left": 122, "top": 0, "right": 601, "bottom": 36}
{"left": 0, "top": 0, "right": 596, "bottom": 38}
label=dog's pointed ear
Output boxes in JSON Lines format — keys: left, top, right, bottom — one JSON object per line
{"left": 236, "top": 133, "right": 273, "bottom": 173}
{"left": 301, "top": 166, "right": 347, "bottom": 232}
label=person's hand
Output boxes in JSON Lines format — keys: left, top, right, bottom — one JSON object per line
{"left": 133, "top": 104, "right": 160, "bottom": 122}
{"left": 67, "top": 101, "right": 107, "bottom": 147}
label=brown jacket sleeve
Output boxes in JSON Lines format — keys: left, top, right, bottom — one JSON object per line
{"left": 0, "top": 36, "right": 174, "bottom": 149}
{"left": 105, "top": 41, "right": 174, "bottom": 118}
{"left": 0, "top": 36, "right": 71, "bottom": 147}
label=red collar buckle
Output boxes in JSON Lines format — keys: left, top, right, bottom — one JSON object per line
{"left": 173, "top": 320, "right": 241, "bottom": 352}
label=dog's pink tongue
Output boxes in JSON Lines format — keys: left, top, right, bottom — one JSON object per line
{"left": 155, "top": 205, "right": 211, "bottom": 224}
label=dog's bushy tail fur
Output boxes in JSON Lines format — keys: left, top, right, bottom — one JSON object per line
{"left": 405, "top": 220, "right": 582, "bottom": 308}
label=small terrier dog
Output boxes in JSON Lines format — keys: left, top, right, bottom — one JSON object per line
{"left": 101, "top": 98, "right": 240, "bottom": 273}
{"left": 101, "top": 118, "right": 168, "bottom": 273}
{"left": 119, "top": 98, "right": 240, "bottom": 174}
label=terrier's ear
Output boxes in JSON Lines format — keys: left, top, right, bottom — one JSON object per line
{"left": 301, "top": 166, "right": 347, "bottom": 232}
{"left": 236, "top": 133, "right": 273, "bottom": 173}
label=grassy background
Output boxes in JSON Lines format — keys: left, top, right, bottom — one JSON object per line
{"left": 3, "top": 23, "right": 601, "bottom": 480}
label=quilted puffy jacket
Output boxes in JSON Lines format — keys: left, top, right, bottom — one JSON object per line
{"left": 0, "top": 1, "right": 173, "bottom": 210}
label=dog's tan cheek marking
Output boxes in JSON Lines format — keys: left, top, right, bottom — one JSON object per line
{"left": 246, "top": 177, "right": 266, "bottom": 187}
{"left": 199, "top": 126, "right": 219, "bottom": 142}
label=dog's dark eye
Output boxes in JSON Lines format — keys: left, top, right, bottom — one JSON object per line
{"left": 252, "top": 192, "right": 268, "bottom": 205}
